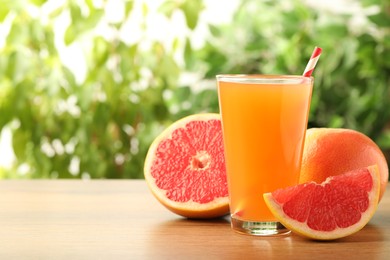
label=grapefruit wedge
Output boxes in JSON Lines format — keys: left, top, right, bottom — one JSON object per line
{"left": 263, "top": 165, "right": 380, "bottom": 240}
{"left": 144, "top": 113, "right": 229, "bottom": 219}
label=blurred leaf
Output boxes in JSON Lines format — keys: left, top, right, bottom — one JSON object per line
{"left": 125, "top": 0, "right": 135, "bottom": 16}
{"left": 0, "top": 80, "right": 14, "bottom": 131}
{"left": 377, "top": 130, "right": 390, "bottom": 149}
{"left": 384, "top": 35, "right": 390, "bottom": 47}
{"left": 29, "top": 0, "right": 46, "bottom": 6}
{"left": 360, "top": 0, "right": 381, "bottom": 6}
{"left": 64, "top": 4, "right": 104, "bottom": 45}
{"left": 184, "top": 38, "right": 194, "bottom": 68}
{"left": 0, "top": 6, "right": 9, "bottom": 22}
{"left": 367, "top": 12, "right": 390, "bottom": 27}
{"left": 328, "top": 115, "right": 345, "bottom": 128}
{"left": 12, "top": 128, "right": 30, "bottom": 160}
{"left": 69, "top": 2, "right": 82, "bottom": 22}
{"left": 142, "top": 2, "right": 148, "bottom": 17}
{"left": 83, "top": 10, "right": 104, "bottom": 31}
{"left": 92, "top": 36, "right": 109, "bottom": 67}
{"left": 64, "top": 27, "right": 75, "bottom": 45}
{"left": 180, "top": 0, "right": 204, "bottom": 29}
{"left": 158, "top": 0, "right": 177, "bottom": 18}
{"left": 85, "top": 0, "right": 94, "bottom": 10}
{"left": 209, "top": 24, "right": 221, "bottom": 37}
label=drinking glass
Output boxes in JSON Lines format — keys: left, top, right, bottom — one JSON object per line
{"left": 217, "top": 74, "right": 313, "bottom": 236}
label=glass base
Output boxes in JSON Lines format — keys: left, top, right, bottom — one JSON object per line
{"left": 231, "top": 217, "right": 291, "bottom": 236}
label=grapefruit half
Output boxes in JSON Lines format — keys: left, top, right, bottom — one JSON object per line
{"left": 263, "top": 165, "right": 380, "bottom": 240}
{"left": 300, "top": 128, "right": 388, "bottom": 202}
{"left": 144, "top": 113, "right": 229, "bottom": 219}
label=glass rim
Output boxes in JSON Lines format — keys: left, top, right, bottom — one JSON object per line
{"left": 216, "top": 74, "right": 314, "bottom": 84}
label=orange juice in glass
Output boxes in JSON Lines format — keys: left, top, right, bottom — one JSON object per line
{"left": 217, "top": 74, "right": 313, "bottom": 236}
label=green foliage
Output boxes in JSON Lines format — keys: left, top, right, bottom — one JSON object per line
{"left": 0, "top": 0, "right": 207, "bottom": 179}
{"left": 193, "top": 0, "right": 390, "bottom": 145}
{"left": 0, "top": 0, "right": 389, "bottom": 179}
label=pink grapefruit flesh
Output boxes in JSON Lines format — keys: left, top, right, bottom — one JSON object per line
{"left": 144, "top": 113, "right": 229, "bottom": 219}
{"left": 263, "top": 165, "right": 380, "bottom": 240}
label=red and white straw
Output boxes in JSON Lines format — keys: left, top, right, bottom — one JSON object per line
{"left": 303, "top": 46, "right": 322, "bottom": 77}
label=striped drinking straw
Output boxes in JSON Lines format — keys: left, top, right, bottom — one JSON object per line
{"left": 303, "top": 46, "right": 322, "bottom": 77}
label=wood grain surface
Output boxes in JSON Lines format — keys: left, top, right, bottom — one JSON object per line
{"left": 0, "top": 180, "right": 389, "bottom": 259}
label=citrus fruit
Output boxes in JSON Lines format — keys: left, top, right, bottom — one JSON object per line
{"left": 144, "top": 113, "right": 229, "bottom": 219}
{"left": 264, "top": 165, "right": 380, "bottom": 240}
{"left": 300, "top": 128, "right": 388, "bottom": 202}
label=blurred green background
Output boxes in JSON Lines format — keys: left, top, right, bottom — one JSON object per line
{"left": 0, "top": 0, "right": 389, "bottom": 179}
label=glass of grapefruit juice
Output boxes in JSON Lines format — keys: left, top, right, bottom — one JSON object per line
{"left": 217, "top": 74, "right": 313, "bottom": 236}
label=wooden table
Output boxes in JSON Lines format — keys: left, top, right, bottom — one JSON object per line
{"left": 0, "top": 180, "right": 389, "bottom": 259}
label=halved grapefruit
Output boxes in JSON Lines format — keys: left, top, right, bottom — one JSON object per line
{"left": 144, "top": 113, "right": 229, "bottom": 219}
{"left": 263, "top": 165, "right": 380, "bottom": 240}
{"left": 300, "top": 128, "right": 388, "bottom": 202}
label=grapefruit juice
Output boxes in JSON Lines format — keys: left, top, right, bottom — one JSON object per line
{"left": 217, "top": 75, "right": 313, "bottom": 235}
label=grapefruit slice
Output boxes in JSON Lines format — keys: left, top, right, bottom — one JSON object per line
{"left": 144, "top": 113, "right": 229, "bottom": 219}
{"left": 263, "top": 165, "right": 380, "bottom": 240}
